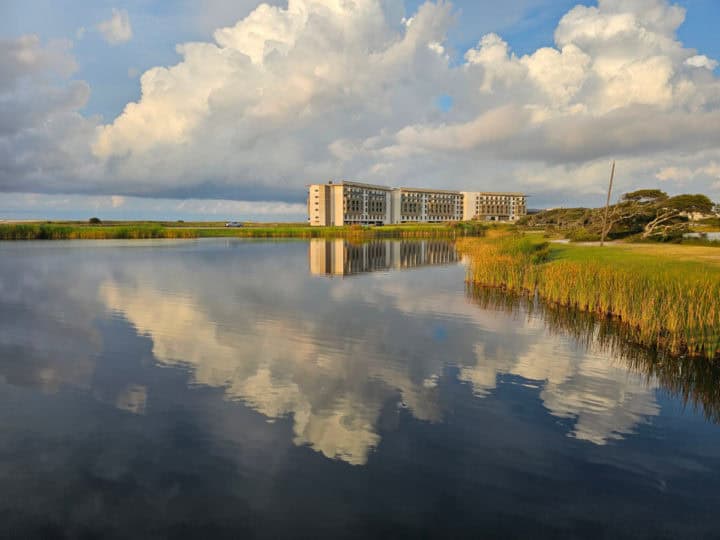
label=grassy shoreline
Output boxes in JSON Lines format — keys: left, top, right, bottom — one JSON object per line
{"left": 0, "top": 222, "right": 486, "bottom": 240}
{"left": 459, "top": 233, "right": 720, "bottom": 360}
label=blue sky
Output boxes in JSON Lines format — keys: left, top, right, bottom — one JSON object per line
{"left": 2, "top": 1, "right": 720, "bottom": 220}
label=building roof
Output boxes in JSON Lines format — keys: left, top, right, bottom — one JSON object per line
{"left": 311, "top": 181, "right": 526, "bottom": 197}
{"left": 336, "top": 180, "right": 393, "bottom": 191}
{"left": 462, "top": 191, "right": 526, "bottom": 197}
{"left": 395, "top": 187, "right": 462, "bottom": 195}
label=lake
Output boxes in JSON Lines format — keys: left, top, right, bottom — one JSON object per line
{"left": 1, "top": 239, "right": 719, "bottom": 539}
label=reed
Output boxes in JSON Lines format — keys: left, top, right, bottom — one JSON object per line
{"left": 0, "top": 224, "right": 200, "bottom": 240}
{"left": 0, "top": 222, "right": 486, "bottom": 240}
{"left": 467, "top": 285, "right": 720, "bottom": 422}
{"left": 459, "top": 234, "right": 720, "bottom": 359}
{"left": 192, "top": 223, "right": 487, "bottom": 239}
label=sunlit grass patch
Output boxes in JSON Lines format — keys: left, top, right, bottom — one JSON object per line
{"left": 459, "top": 234, "right": 720, "bottom": 359}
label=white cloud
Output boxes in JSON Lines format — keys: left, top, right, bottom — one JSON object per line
{"left": 522, "top": 44, "right": 591, "bottom": 105}
{"left": 0, "top": 35, "right": 78, "bottom": 88}
{"left": 0, "top": 35, "right": 99, "bottom": 195}
{"left": 656, "top": 166, "right": 693, "bottom": 182}
{"left": 685, "top": 54, "right": 718, "bottom": 70}
{"left": 655, "top": 161, "right": 720, "bottom": 184}
{"left": 97, "top": 8, "right": 133, "bottom": 45}
{"left": 3, "top": 0, "right": 720, "bottom": 207}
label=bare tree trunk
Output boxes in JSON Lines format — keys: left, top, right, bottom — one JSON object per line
{"left": 600, "top": 161, "right": 616, "bottom": 247}
{"left": 642, "top": 211, "right": 679, "bottom": 238}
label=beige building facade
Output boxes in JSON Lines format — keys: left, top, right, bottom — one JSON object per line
{"left": 462, "top": 192, "right": 527, "bottom": 222}
{"left": 391, "top": 188, "right": 464, "bottom": 223}
{"left": 308, "top": 181, "right": 527, "bottom": 226}
{"left": 308, "top": 181, "right": 392, "bottom": 226}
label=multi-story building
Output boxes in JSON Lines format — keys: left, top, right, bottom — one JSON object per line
{"left": 308, "top": 181, "right": 527, "bottom": 225}
{"left": 391, "top": 188, "right": 464, "bottom": 223}
{"left": 462, "top": 192, "right": 527, "bottom": 222}
{"left": 308, "top": 181, "right": 392, "bottom": 226}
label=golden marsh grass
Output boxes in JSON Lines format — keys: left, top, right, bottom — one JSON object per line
{"left": 459, "top": 235, "right": 720, "bottom": 360}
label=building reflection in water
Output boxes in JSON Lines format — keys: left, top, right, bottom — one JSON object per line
{"left": 309, "top": 239, "right": 459, "bottom": 276}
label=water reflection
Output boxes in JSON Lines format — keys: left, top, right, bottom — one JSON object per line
{"left": 2, "top": 240, "right": 720, "bottom": 536}
{"left": 467, "top": 285, "right": 720, "bottom": 424}
{"left": 309, "top": 239, "right": 458, "bottom": 276}
{"left": 1, "top": 240, "right": 718, "bottom": 466}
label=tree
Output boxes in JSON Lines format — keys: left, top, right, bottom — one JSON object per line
{"left": 599, "top": 191, "right": 713, "bottom": 241}
{"left": 621, "top": 189, "right": 668, "bottom": 203}
{"left": 642, "top": 194, "right": 714, "bottom": 239}
{"left": 595, "top": 190, "right": 664, "bottom": 240}
{"left": 519, "top": 190, "right": 715, "bottom": 242}
{"left": 88, "top": 217, "right": 102, "bottom": 224}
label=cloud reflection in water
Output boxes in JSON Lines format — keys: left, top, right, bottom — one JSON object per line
{"left": 92, "top": 239, "right": 663, "bottom": 463}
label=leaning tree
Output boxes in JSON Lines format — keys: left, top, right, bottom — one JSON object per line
{"left": 598, "top": 189, "right": 667, "bottom": 240}
{"left": 641, "top": 194, "right": 714, "bottom": 239}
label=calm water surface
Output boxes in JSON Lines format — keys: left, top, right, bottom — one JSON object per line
{"left": 1, "top": 239, "right": 719, "bottom": 539}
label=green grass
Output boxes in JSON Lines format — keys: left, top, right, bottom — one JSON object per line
{"left": 460, "top": 234, "right": 720, "bottom": 359}
{"left": 0, "top": 224, "right": 190, "bottom": 240}
{"left": 0, "top": 222, "right": 486, "bottom": 240}
{"left": 552, "top": 242, "right": 720, "bottom": 269}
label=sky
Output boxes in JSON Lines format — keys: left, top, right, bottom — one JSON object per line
{"left": 1, "top": 0, "right": 720, "bottom": 220}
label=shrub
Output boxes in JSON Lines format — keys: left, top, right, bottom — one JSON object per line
{"left": 566, "top": 227, "right": 600, "bottom": 242}
{"left": 450, "top": 221, "right": 488, "bottom": 236}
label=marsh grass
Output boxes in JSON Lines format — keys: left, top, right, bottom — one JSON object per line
{"left": 0, "top": 224, "right": 197, "bottom": 240}
{"left": 459, "top": 234, "right": 720, "bottom": 359}
{"left": 0, "top": 222, "right": 486, "bottom": 240}
{"left": 467, "top": 285, "right": 720, "bottom": 422}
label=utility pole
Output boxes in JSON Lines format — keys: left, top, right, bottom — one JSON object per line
{"left": 600, "top": 160, "right": 616, "bottom": 247}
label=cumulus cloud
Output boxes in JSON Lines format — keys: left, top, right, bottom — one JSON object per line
{"left": 0, "top": 35, "right": 78, "bottom": 90}
{"left": 97, "top": 8, "right": 133, "bottom": 45}
{"left": 0, "top": 35, "right": 100, "bottom": 195}
{"left": 3, "top": 0, "right": 720, "bottom": 208}
{"left": 656, "top": 161, "right": 720, "bottom": 183}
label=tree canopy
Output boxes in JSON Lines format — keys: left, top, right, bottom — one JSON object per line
{"left": 656, "top": 194, "right": 714, "bottom": 213}
{"left": 621, "top": 189, "right": 668, "bottom": 203}
{"left": 520, "top": 189, "right": 716, "bottom": 242}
